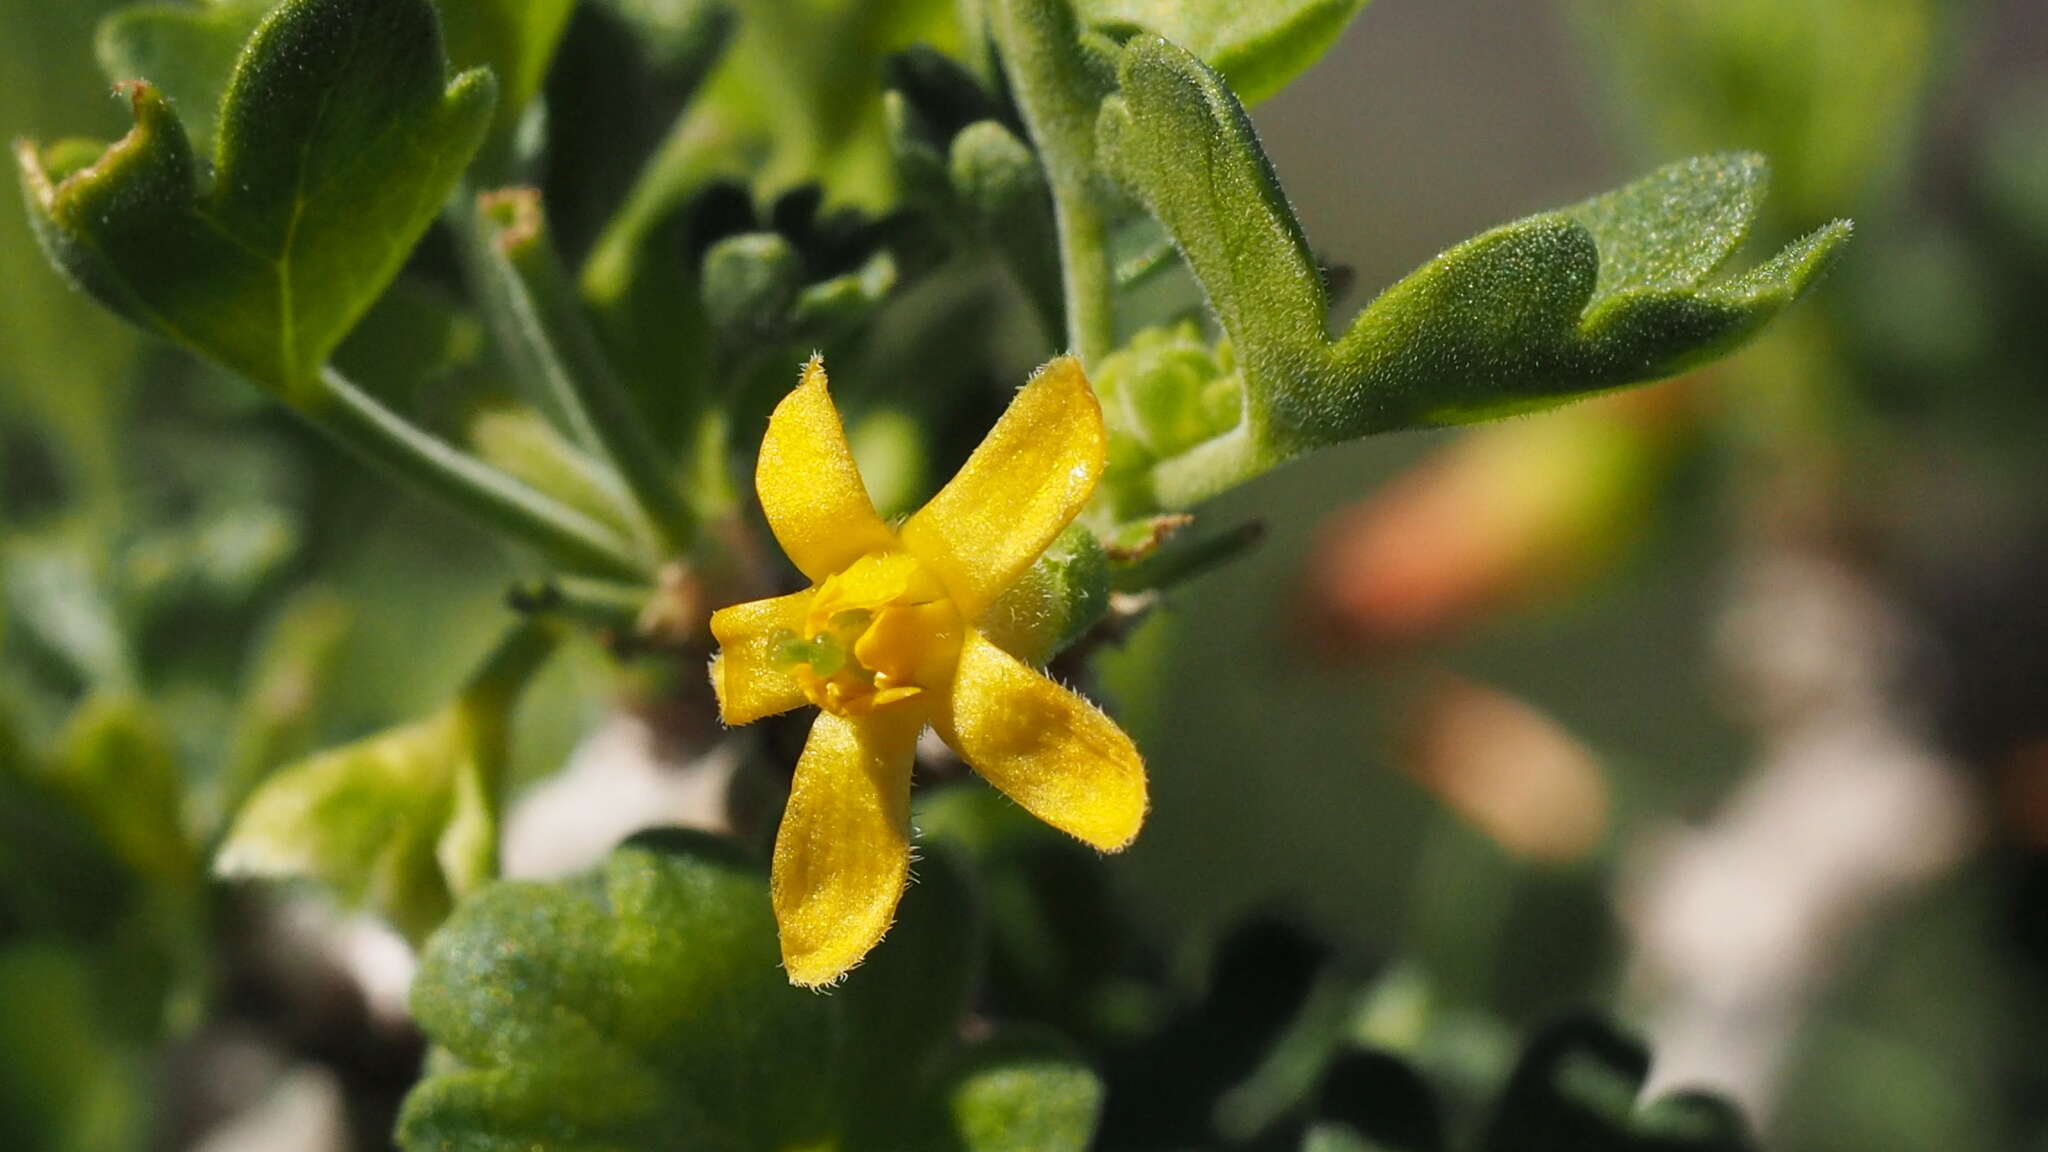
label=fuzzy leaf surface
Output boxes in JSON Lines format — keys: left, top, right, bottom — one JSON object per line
{"left": 398, "top": 833, "right": 1100, "bottom": 1152}
{"left": 1097, "top": 35, "right": 1849, "bottom": 507}
{"left": 17, "top": 0, "right": 495, "bottom": 396}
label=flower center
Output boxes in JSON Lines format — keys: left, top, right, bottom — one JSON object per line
{"left": 776, "top": 551, "right": 963, "bottom": 716}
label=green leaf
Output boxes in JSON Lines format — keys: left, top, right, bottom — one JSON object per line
{"left": 331, "top": 274, "right": 488, "bottom": 402}
{"left": 462, "top": 402, "right": 651, "bottom": 547}
{"left": 1077, "top": 0, "right": 1369, "bottom": 105}
{"left": 215, "top": 706, "right": 496, "bottom": 942}
{"left": 17, "top": 0, "right": 496, "bottom": 397}
{"left": 215, "top": 620, "right": 555, "bottom": 944}
{"left": 401, "top": 832, "right": 1099, "bottom": 1151}
{"left": 438, "top": 0, "right": 578, "bottom": 147}
{"left": 0, "top": 943, "right": 148, "bottom": 1152}
{"left": 0, "top": 535, "right": 130, "bottom": 689}
{"left": 1350, "top": 155, "right": 1848, "bottom": 430}
{"left": 948, "top": 119, "right": 1063, "bottom": 333}
{"left": 1097, "top": 35, "right": 1850, "bottom": 509}
{"left": 466, "top": 187, "right": 694, "bottom": 550}
{"left": 1105, "top": 36, "right": 1859, "bottom": 502}
{"left": 398, "top": 831, "right": 841, "bottom": 1151}
{"left": 942, "top": 1029, "right": 1104, "bottom": 1152}
{"left": 0, "top": 747, "right": 138, "bottom": 945}
{"left": 50, "top": 694, "right": 193, "bottom": 886}
{"left": 692, "top": 0, "right": 961, "bottom": 208}
{"left": 699, "top": 231, "right": 803, "bottom": 338}
{"left": 94, "top": 0, "right": 272, "bottom": 155}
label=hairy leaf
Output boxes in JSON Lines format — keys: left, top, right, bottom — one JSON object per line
{"left": 17, "top": 0, "right": 496, "bottom": 398}
{"left": 401, "top": 832, "right": 838, "bottom": 1150}
{"left": 399, "top": 833, "right": 1100, "bottom": 1151}
{"left": 1097, "top": 35, "right": 1849, "bottom": 508}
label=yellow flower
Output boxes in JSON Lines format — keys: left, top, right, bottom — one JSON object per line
{"left": 710, "top": 354, "right": 1148, "bottom": 986}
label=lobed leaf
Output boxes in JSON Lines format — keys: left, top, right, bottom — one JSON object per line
{"left": 399, "top": 833, "right": 1102, "bottom": 1152}
{"left": 94, "top": 0, "right": 271, "bottom": 155}
{"left": 402, "top": 832, "right": 839, "bottom": 1150}
{"left": 17, "top": 0, "right": 495, "bottom": 398}
{"left": 1097, "top": 35, "right": 1849, "bottom": 508}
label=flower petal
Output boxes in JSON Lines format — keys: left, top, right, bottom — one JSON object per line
{"left": 757, "top": 356, "right": 899, "bottom": 582}
{"left": 708, "top": 589, "right": 813, "bottom": 725}
{"left": 772, "top": 708, "right": 924, "bottom": 986}
{"left": 935, "top": 630, "right": 1146, "bottom": 851}
{"left": 900, "top": 356, "right": 1106, "bottom": 620}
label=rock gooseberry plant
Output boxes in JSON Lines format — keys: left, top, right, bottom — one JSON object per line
{"left": 13, "top": 0, "right": 1847, "bottom": 1145}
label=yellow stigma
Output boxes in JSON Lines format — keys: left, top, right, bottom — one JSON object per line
{"left": 779, "top": 551, "right": 963, "bottom": 717}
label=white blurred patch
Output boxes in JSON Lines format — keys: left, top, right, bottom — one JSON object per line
{"left": 269, "top": 901, "right": 418, "bottom": 1027}
{"left": 1624, "top": 548, "right": 1978, "bottom": 1120}
{"left": 503, "top": 712, "right": 736, "bottom": 879}
{"left": 192, "top": 1066, "right": 347, "bottom": 1152}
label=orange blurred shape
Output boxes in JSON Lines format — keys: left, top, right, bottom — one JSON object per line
{"left": 1304, "top": 385, "right": 1685, "bottom": 653}
{"left": 2002, "top": 737, "right": 2048, "bottom": 848}
{"left": 1402, "top": 673, "right": 1610, "bottom": 863}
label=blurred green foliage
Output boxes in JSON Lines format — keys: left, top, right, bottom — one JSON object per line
{"left": 5, "top": 0, "right": 2047, "bottom": 1148}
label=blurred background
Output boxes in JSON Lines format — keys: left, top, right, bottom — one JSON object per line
{"left": 5, "top": 0, "right": 2048, "bottom": 1148}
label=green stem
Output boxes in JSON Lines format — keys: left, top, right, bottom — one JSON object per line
{"left": 1056, "top": 195, "right": 1117, "bottom": 366}
{"left": 1149, "top": 425, "right": 1268, "bottom": 510}
{"left": 448, "top": 617, "right": 563, "bottom": 900}
{"left": 465, "top": 189, "right": 697, "bottom": 554}
{"left": 507, "top": 574, "right": 651, "bottom": 633}
{"left": 460, "top": 616, "right": 564, "bottom": 714}
{"left": 305, "top": 366, "right": 652, "bottom": 581}
{"left": 1111, "top": 518, "right": 1266, "bottom": 592}
{"left": 989, "top": 0, "right": 1117, "bottom": 365}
